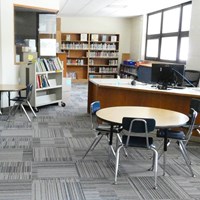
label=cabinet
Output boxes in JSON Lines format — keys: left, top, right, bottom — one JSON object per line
{"left": 20, "top": 57, "right": 65, "bottom": 109}
{"left": 58, "top": 33, "right": 120, "bottom": 81}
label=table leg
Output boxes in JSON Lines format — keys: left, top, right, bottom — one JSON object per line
{"left": 8, "top": 91, "right": 11, "bottom": 107}
{"left": 108, "top": 124, "right": 116, "bottom": 158}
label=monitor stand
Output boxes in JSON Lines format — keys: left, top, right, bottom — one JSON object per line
{"left": 157, "top": 83, "right": 168, "bottom": 90}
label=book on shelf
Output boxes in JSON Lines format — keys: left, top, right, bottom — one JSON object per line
{"left": 91, "top": 34, "right": 99, "bottom": 42}
{"left": 48, "top": 79, "right": 57, "bottom": 87}
{"left": 36, "top": 57, "right": 62, "bottom": 72}
{"left": 80, "top": 33, "right": 88, "bottom": 41}
{"left": 36, "top": 74, "right": 50, "bottom": 88}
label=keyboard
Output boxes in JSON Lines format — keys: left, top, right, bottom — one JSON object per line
{"left": 168, "top": 86, "right": 186, "bottom": 89}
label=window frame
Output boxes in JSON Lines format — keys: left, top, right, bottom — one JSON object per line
{"left": 145, "top": 1, "right": 192, "bottom": 64}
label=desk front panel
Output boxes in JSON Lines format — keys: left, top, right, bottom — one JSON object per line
{"left": 88, "top": 81, "right": 199, "bottom": 136}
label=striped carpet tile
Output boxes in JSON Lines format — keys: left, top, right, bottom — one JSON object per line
{"left": 32, "top": 178, "right": 85, "bottom": 200}
{"left": 128, "top": 176, "right": 191, "bottom": 199}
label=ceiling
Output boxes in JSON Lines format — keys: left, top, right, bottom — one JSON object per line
{"left": 58, "top": 0, "right": 190, "bottom": 18}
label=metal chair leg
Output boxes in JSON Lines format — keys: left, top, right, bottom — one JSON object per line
{"left": 116, "top": 134, "right": 128, "bottom": 157}
{"left": 27, "top": 100, "right": 37, "bottom": 117}
{"left": 151, "top": 147, "right": 158, "bottom": 189}
{"left": 114, "top": 144, "right": 123, "bottom": 184}
{"left": 178, "top": 141, "right": 195, "bottom": 177}
{"left": 82, "top": 133, "right": 104, "bottom": 159}
{"left": 20, "top": 104, "right": 31, "bottom": 122}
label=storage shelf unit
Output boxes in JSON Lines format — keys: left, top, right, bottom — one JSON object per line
{"left": 59, "top": 33, "right": 89, "bottom": 80}
{"left": 58, "top": 32, "right": 120, "bottom": 81}
{"left": 20, "top": 57, "right": 63, "bottom": 109}
{"left": 119, "top": 64, "right": 137, "bottom": 79}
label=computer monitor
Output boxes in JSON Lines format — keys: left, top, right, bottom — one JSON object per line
{"left": 151, "top": 63, "right": 185, "bottom": 89}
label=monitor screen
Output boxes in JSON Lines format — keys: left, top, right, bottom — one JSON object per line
{"left": 151, "top": 63, "right": 185, "bottom": 88}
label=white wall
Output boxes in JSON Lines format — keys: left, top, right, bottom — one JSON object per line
{"left": 61, "top": 17, "right": 132, "bottom": 63}
{"left": 186, "top": 0, "right": 200, "bottom": 70}
{"left": 0, "top": 0, "right": 59, "bottom": 107}
{"left": 0, "top": 0, "right": 2, "bottom": 82}
{"left": 130, "top": 16, "right": 146, "bottom": 61}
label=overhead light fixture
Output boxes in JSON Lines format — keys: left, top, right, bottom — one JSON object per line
{"left": 106, "top": 4, "right": 128, "bottom": 9}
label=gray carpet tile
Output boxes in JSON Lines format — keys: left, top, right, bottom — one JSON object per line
{"left": 128, "top": 176, "right": 192, "bottom": 199}
{"left": 0, "top": 82, "right": 200, "bottom": 199}
{"left": 0, "top": 181, "right": 32, "bottom": 200}
{"left": 32, "top": 178, "right": 85, "bottom": 200}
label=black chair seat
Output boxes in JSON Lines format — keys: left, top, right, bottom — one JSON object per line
{"left": 157, "top": 130, "right": 185, "bottom": 140}
{"left": 122, "top": 135, "right": 153, "bottom": 148}
{"left": 11, "top": 96, "right": 27, "bottom": 101}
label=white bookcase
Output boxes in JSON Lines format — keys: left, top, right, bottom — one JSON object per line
{"left": 20, "top": 58, "right": 65, "bottom": 111}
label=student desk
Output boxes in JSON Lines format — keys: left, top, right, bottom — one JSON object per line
{"left": 88, "top": 78, "right": 200, "bottom": 137}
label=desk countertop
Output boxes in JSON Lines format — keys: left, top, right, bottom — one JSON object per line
{"left": 89, "top": 78, "right": 200, "bottom": 98}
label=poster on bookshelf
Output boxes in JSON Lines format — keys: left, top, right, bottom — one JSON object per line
{"left": 91, "top": 34, "right": 99, "bottom": 42}
{"left": 81, "top": 33, "right": 88, "bottom": 41}
{"left": 102, "top": 35, "right": 107, "bottom": 42}
{"left": 111, "top": 35, "right": 117, "bottom": 42}
{"left": 66, "top": 35, "right": 71, "bottom": 41}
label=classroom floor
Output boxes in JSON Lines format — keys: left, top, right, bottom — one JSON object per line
{"left": 0, "top": 82, "right": 200, "bottom": 200}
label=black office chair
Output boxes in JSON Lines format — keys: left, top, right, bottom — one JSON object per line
{"left": 82, "top": 101, "right": 122, "bottom": 159}
{"left": 9, "top": 83, "right": 37, "bottom": 122}
{"left": 156, "top": 108, "right": 197, "bottom": 177}
{"left": 114, "top": 117, "right": 158, "bottom": 189}
{"left": 184, "top": 70, "right": 200, "bottom": 87}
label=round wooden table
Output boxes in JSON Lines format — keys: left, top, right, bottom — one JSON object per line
{"left": 96, "top": 106, "right": 189, "bottom": 128}
{"left": 96, "top": 106, "right": 189, "bottom": 150}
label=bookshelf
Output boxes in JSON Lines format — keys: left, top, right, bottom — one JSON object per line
{"left": 88, "top": 33, "right": 119, "bottom": 78}
{"left": 58, "top": 33, "right": 120, "bottom": 81}
{"left": 20, "top": 57, "right": 65, "bottom": 110}
{"left": 60, "top": 33, "right": 89, "bottom": 81}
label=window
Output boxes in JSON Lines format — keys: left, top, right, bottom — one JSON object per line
{"left": 145, "top": 1, "right": 192, "bottom": 63}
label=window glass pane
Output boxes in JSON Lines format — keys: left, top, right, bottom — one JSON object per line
{"left": 182, "top": 4, "right": 192, "bottom": 31}
{"left": 147, "top": 13, "right": 161, "bottom": 35}
{"left": 146, "top": 39, "right": 159, "bottom": 57}
{"left": 179, "top": 37, "right": 189, "bottom": 61}
{"left": 162, "top": 7, "right": 180, "bottom": 33}
{"left": 160, "top": 37, "right": 178, "bottom": 60}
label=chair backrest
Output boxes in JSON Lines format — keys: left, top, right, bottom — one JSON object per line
{"left": 185, "top": 108, "right": 198, "bottom": 145}
{"left": 122, "top": 117, "right": 156, "bottom": 148}
{"left": 26, "top": 84, "right": 33, "bottom": 101}
{"left": 184, "top": 70, "right": 200, "bottom": 87}
{"left": 190, "top": 98, "right": 200, "bottom": 113}
{"left": 90, "top": 101, "right": 101, "bottom": 129}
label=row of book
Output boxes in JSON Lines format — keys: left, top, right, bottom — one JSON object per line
{"left": 61, "top": 43, "right": 88, "bottom": 50}
{"left": 90, "top": 43, "right": 117, "bottom": 50}
{"left": 89, "top": 59, "right": 118, "bottom": 66}
{"left": 36, "top": 57, "right": 63, "bottom": 72}
{"left": 87, "top": 51, "right": 119, "bottom": 58}
{"left": 36, "top": 74, "right": 50, "bottom": 88}
{"left": 89, "top": 67, "right": 118, "bottom": 73}
{"left": 67, "top": 59, "right": 85, "bottom": 65}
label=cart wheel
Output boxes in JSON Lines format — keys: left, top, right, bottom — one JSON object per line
{"left": 34, "top": 107, "right": 39, "bottom": 112}
{"left": 61, "top": 102, "right": 66, "bottom": 107}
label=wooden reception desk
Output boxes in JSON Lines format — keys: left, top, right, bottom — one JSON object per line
{"left": 88, "top": 78, "right": 200, "bottom": 137}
